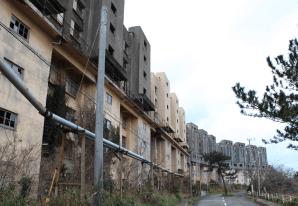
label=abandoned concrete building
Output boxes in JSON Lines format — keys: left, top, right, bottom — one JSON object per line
{"left": 186, "top": 122, "right": 269, "bottom": 186}
{"left": 0, "top": 0, "right": 191, "bottom": 198}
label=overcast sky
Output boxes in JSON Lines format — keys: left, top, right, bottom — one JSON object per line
{"left": 122, "top": 0, "right": 298, "bottom": 170}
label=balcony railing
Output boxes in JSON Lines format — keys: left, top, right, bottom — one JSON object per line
{"left": 29, "top": 0, "right": 66, "bottom": 15}
{"left": 135, "top": 94, "right": 155, "bottom": 111}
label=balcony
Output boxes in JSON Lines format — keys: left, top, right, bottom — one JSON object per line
{"left": 174, "top": 134, "right": 183, "bottom": 143}
{"left": 91, "top": 50, "right": 128, "bottom": 83}
{"left": 29, "top": 0, "right": 66, "bottom": 15}
{"left": 153, "top": 112, "right": 175, "bottom": 133}
{"left": 179, "top": 142, "right": 189, "bottom": 149}
{"left": 135, "top": 94, "right": 155, "bottom": 111}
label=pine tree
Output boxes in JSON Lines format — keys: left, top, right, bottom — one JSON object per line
{"left": 232, "top": 39, "right": 298, "bottom": 150}
{"left": 203, "top": 151, "right": 236, "bottom": 195}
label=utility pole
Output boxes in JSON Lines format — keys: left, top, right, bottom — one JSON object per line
{"left": 189, "top": 161, "right": 192, "bottom": 197}
{"left": 257, "top": 150, "right": 261, "bottom": 195}
{"left": 247, "top": 136, "right": 255, "bottom": 194}
{"left": 94, "top": 6, "right": 108, "bottom": 206}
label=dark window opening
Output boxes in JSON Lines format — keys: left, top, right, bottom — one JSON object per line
{"left": 144, "top": 55, "right": 147, "bottom": 63}
{"left": 123, "top": 41, "right": 129, "bottom": 54}
{"left": 0, "top": 108, "right": 17, "bottom": 129}
{"left": 10, "top": 15, "right": 30, "bottom": 41}
{"left": 143, "top": 71, "right": 147, "bottom": 79}
{"left": 110, "top": 23, "right": 116, "bottom": 35}
{"left": 108, "top": 45, "right": 114, "bottom": 56}
{"left": 111, "top": 2, "right": 117, "bottom": 14}
{"left": 122, "top": 136, "right": 126, "bottom": 148}
{"left": 122, "top": 117, "right": 127, "bottom": 128}
{"left": 144, "top": 40, "right": 147, "bottom": 48}
{"left": 155, "top": 86, "right": 157, "bottom": 93}
{"left": 76, "top": 0, "right": 84, "bottom": 17}
{"left": 143, "top": 88, "right": 147, "bottom": 95}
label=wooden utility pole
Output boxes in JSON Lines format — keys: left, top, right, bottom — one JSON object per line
{"left": 119, "top": 153, "right": 123, "bottom": 199}
{"left": 55, "top": 132, "right": 66, "bottom": 196}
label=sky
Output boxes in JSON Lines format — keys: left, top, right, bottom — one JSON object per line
{"left": 123, "top": 0, "right": 298, "bottom": 170}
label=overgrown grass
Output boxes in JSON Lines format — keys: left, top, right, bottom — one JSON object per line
{"left": 1, "top": 183, "right": 184, "bottom": 206}
{"left": 187, "top": 196, "right": 200, "bottom": 206}
{"left": 221, "top": 192, "right": 235, "bottom": 196}
{"left": 258, "top": 195, "right": 298, "bottom": 206}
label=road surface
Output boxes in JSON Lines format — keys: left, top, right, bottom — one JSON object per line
{"left": 194, "top": 192, "right": 264, "bottom": 206}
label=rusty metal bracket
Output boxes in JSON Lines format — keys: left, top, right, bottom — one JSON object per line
{"left": 113, "top": 152, "right": 121, "bottom": 161}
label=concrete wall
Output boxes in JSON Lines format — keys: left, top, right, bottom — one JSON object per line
{"left": 0, "top": 0, "right": 54, "bottom": 197}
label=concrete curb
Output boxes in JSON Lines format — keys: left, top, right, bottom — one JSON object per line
{"left": 255, "top": 198, "right": 283, "bottom": 206}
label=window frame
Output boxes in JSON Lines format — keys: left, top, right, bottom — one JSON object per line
{"left": 66, "top": 79, "right": 77, "bottom": 98}
{"left": 10, "top": 15, "right": 30, "bottom": 41}
{"left": 105, "top": 119, "right": 111, "bottom": 130}
{"left": 106, "top": 93, "right": 112, "bottom": 105}
{"left": 4, "top": 58, "right": 24, "bottom": 80}
{"left": 0, "top": 108, "right": 17, "bottom": 130}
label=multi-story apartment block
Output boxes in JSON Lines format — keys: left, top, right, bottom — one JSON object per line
{"left": 0, "top": 0, "right": 190, "bottom": 198}
{"left": 150, "top": 72, "right": 189, "bottom": 174}
{"left": 186, "top": 122, "right": 269, "bottom": 186}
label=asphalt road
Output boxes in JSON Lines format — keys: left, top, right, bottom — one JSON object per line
{"left": 194, "top": 192, "right": 264, "bottom": 206}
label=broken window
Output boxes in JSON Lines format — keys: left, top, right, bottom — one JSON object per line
{"left": 10, "top": 15, "right": 30, "bottom": 41}
{"left": 144, "top": 55, "right": 147, "bottom": 63}
{"left": 5, "top": 59, "right": 24, "bottom": 80}
{"left": 106, "top": 93, "right": 112, "bottom": 104}
{"left": 144, "top": 40, "right": 147, "bottom": 48}
{"left": 143, "top": 71, "right": 147, "bottom": 79}
{"left": 0, "top": 108, "right": 17, "bottom": 129}
{"left": 143, "top": 88, "right": 146, "bottom": 95}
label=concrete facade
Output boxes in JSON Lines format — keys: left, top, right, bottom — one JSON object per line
{"left": 0, "top": 0, "right": 190, "bottom": 198}
{"left": 186, "top": 122, "right": 269, "bottom": 186}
